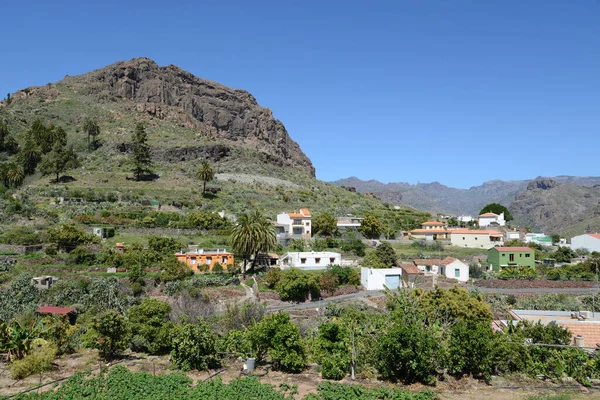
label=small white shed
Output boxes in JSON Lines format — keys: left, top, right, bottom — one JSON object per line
{"left": 361, "top": 267, "right": 404, "bottom": 290}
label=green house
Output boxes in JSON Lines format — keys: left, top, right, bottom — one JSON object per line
{"left": 487, "top": 246, "right": 535, "bottom": 272}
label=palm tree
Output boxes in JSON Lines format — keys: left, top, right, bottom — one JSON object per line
{"left": 83, "top": 118, "right": 100, "bottom": 151}
{"left": 5, "top": 163, "right": 24, "bottom": 187}
{"left": 17, "top": 138, "right": 42, "bottom": 175}
{"left": 197, "top": 160, "right": 215, "bottom": 196}
{"left": 231, "top": 210, "right": 276, "bottom": 277}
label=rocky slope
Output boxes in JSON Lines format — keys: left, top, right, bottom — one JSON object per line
{"left": 6, "top": 57, "right": 314, "bottom": 176}
{"left": 509, "top": 178, "right": 600, "bottom": 236}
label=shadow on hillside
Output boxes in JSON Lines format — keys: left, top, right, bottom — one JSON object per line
{"left": 126, "top": 173, "right": 160, "bottom": 182}
{"left": 53, "top": 176, "right": 76, "bottom": 183}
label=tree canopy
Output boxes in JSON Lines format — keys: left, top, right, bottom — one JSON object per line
{"left": 130, "top": 123, "right": 153, "bottom": 181}
{"left": 231, "top": 210, "right": 276, "bottom": 274}
{"left": 358, "top": 214, "right": 382, "bottom": 239}
{"left": 312, "top": 212, "right": 339, "bottom": 237}
{"left": 197, "top": 160, "right": 215, "bottom": 196}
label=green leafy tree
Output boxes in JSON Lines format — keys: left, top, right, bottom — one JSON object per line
{"left": 479, "top": 203, "right": 513, "bottom": 222}
{"left": 552, "top": 246, "right": 576, "bottom": 263}
{"left": 82, "top": 117, "right": 100, "bottom": 151}
{"left": 130, "top": 123, "right": 153, "bottom": 181}
{"left": 197, "top": 160, "right": 215, "bottom": 196}
{"left": 312, "top": 212, "right": 339, "bottom": 237}
{"left": 159, "top": 255, "right": 194, "bottom": 282}
{"left": 39, "top": 141, "right": 79, "bottom": 182}
{"left": 248, "top": 312, "right": 306, "bottom": 372}
{"left": 446, "top": 320, "right": 497, "bottom": 380}
{"left": 340, "top": 231, "right": 366, "bottom": 256}
{"left": 276, "top": 268, "right": 320, "bottom": 301}
{"left": 375, "top": 241, "right": 397, "bottom": 267}
{"left": 417, "top": 286, "right": 493, "bottom": 324}
{"left": 361, "top": 251, "right": 387, "bottom": 269}
{"left": 47, "top": 224, "right": 98, "bottom": 252}
{"left": 0, "top": 162, "right": 24, "bottom": 188}
{"left": 88, "top": 311, "right": 130, "bottom": 360}
{"left": 148, "top": 236, "right": 184, "bottom": 254}
{"left": 314, "top": 322, "right": 350, "bottom": 380}
{"left": 358, "top": 213, "right": 382, "bottom": 239}
{"left": 127, "top": 299, "right": 173, "bottom": 354}
{"left": 171, "top": 321, "right": 217, "bottom": 371}
{"left": 231, "top": 209, "right": 276, "bottom": 275}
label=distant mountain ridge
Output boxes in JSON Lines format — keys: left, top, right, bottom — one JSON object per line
{"left": 331, "top": 176, "right": 600, "bottom": 218}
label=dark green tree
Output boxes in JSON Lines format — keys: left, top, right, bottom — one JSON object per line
{"left": 358, "top": 213, "right": 382, "bottom": 239}
{"left": 127, "top": 299, "right": 173, "bottom": 354}
{"left": 82, "top": 118, "right": 100, "bottom": 151}
{"left": 170, "top": 321, "right": 217, "bottom": 371}
{"left": 375, "top": 241, "right": 397, "bottom": 267}
{"left": 130, "top": 123, "right": 153, "bottom": 181}
{"left": 197, "top": 160, "right": 215, "bottom": 196}
{"left": 39, "top": 141, "right": 79, "bottom": 182}
{"left": 248, "top": 312, "right": 306, "bottom": 372}
{"left": 0, "top": 162, "right": 24, "bottom": 188}
{"left": 312, "top": 212, "right": 339, "bottom": 237}
{"left": 88, "top": 311, "right": 130, "bottom": 360}
{"left": 479, "top": 203, "right": 513, "bottom": 222}
{"left": 313, "top": 322, "right": 350, "bottom": 380}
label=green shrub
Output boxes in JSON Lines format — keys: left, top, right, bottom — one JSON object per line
{"left": 10, "top": 342, "right": 57, "bottom": 379}
{"left": 171, "top": 321, "right": 217, "bottom": 371}
{"left": 276, "top": 268, "right": 320, "bottom": 302}
{"left": 264, "top": 268, "right": 282, "bottom": 288}
{"left": 67, "top": 246, "right": 97, "bottom": 265}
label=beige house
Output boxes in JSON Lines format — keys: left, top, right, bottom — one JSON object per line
{"left": 409, "top": 221, "right": 450, "bottom": 240}
{"left": 450, "top": 228, "right": 504, "bottom": 249}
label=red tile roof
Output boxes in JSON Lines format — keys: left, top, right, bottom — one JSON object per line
{"left": 422, "top": 221, "right": 445, "bottom": 226}
{"left": 36, "top": 306, "right": 75, "bottom": 315}
{"left": 587, "top": 234, "right": 600, "bottom": 240}
{"left": 399, "top": 263, "right": 423, "bottom": 274}
{"left": 413, "top": 259, "right": 444, "bottom": 266}
{"left": 559, "top": 322, "right": 600, "bottom": 348}
{"left": 491, "top": 247, "right": 534, "bottom": 252}
{"left": 410, "top": 229, "right": 448, "bottom": 234}
{"left": 440, "top": 257, "right": 457, "bottom": 265}
{"left": 479, "top": 212, "right": 498, "bottom": 217}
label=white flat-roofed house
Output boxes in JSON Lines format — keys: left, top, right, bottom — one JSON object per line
{"left": 361, "top": 267, "right": 404, "bottom": 290}
{"left": 280, "top": 251, "right": 341, "bottom": 270}
{"left": 336, "top": 216, "right": 363, "bottom": 231}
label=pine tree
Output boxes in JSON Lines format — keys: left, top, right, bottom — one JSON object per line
{"left": 130, "top": 123, "right": 153, "bottom": 181}
{"left": 39, "top": 142, "right": 79, "bottom": 182}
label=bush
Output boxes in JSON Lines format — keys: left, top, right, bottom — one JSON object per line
{"left": 276, "top": 268, "right": 320, "bottom": 302}
{"left": 67, "top": 246, "right": 96, "bottom": 265}
{"left": 148, "top": 236, "right": 184, "bottom": 254}
{"left": 171, "top": 321, "right": 217, "bottom": 371}
{"left": 10, "top": 342, "right": 57, "bottom": 379}
{"left": 264, "top": 268, "right": 282, "bottom": 288}
{"left": 44, "top": 247, "right": 57, "bottom": 256}
{"left": 212, "top": 262, "right": 224, "bottom": 274}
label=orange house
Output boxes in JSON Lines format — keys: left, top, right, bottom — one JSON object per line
{"left": 175, "top": 248, "right": 234, "bottom": 272}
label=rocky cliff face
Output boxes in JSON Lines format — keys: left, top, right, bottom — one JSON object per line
{"left": 60, "top": 58, "right": 314, "bottom": 176}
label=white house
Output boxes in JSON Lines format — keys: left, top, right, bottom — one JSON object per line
{"left": 506, "top": 231, "right": 521, "bottom": 240}
{"left": 571, "top": 234, "right": 600, "bottom": 253}
{"left": 280, "top": 251, "right": 341, "bottom": 270}
{"left": 450, "top": 229, "right": 504, "bottom": 249}
{"left": 412, "top": 257, "right": 469, "bottom": 282}
{"left": 275, "top": 208, "right": 312, "bottom": 244}
{"left": 336, "top": 216, "right": 363, "bottom": 231}
{"left": 361, "top": 267, "right": 404, "bottom": 290}
{"left": 478, "top": 212, "right": 506, "bottom": 227}
{"left": 457, "top": 215, "right": 474, "bottom": 223}
{"left": 438, "top": 257, "right": 469, "bottom": 282}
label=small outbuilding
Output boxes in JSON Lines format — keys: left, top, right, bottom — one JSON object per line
{"left": 36, "top": 306, "right": 77, "bottom": 324}
{"left": 361, "top": 267, "right": 404, "bottom": 290}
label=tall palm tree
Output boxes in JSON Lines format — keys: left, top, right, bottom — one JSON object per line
{"left": 17, "top": 138, "right": 42, "bottom": 175}
{"left": 231, "top": 210, "right": 276, "bottom": 277}
{"left": 83, "top": 118, "right": 100, "bottom": 151}
{"left": 197, "top": 160, "right": 215, "bottom": 196}
{"left": 5, "top": 163, "right": 24, "bottom": 187}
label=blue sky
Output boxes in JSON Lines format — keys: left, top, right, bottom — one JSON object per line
{"left": 1, "top": 1, "right": 598, "bottom": 188}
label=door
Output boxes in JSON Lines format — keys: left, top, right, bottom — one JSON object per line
{"left": 385, "top": 275, "right": 401, "bottom": 289}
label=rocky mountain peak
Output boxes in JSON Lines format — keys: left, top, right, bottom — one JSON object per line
{"left": 60, "top": 57, "right": 315, "bottom": 176}
{"left": 527, "top": 178, "right": 560, "bottom": 191}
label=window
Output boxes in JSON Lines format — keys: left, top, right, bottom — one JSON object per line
{"left": 455, "top": 268, "right": 460, "bottom": 278}
{"left": 222, "top": 257, "right": 228, "bottom": 264}
{"left": 330, "top": 257, "right": 335, "bottom": 264}
{"left": 519, "top": 254, "right": 522, "bottom": 257}
{"left": 306, "top": 222, "right": 310, "bottom": 226}
{"left": 190, "top": 257, "right": 197, "bottom": 265}
{"left": 206, "top": 257, "right": 212, "bottom": 265}
{"left": 502, "top": 254, "right": 505, "bottom": 257}
{"left": 462, "top": 237, "right": 465, "bottom": 240}
{"left": 475, "top": 237, "right": 478, "bottom": 240}
{"left": 301, "top": 258, "right": 306, "bottom": 264}
{"left": 315, "top": 258, "right": 321, "bottom": 264}
{"left": 525, "top": 254, "right": 531, "bottom": 258}
{"left": 425, "top": 266, "right": 431, "bottom": 272}
{"left": 509, "top": 254, "right": 515, "bottom": 262}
